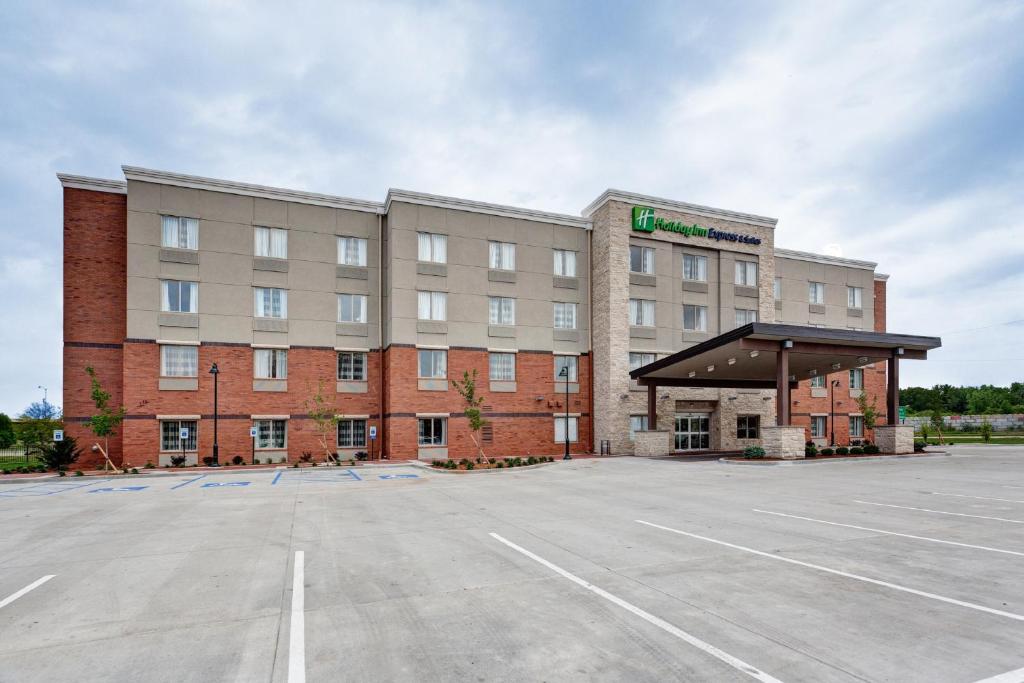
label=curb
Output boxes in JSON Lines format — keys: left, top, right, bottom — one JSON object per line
{"left": 719, "top": 451, "right": 951, "bottom": 466}
{"left": 410, "top": 460, "right": 558, "bottom": 475}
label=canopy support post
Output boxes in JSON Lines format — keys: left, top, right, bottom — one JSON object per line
{"left": 647, "top": 384, "right": 657, "bottom": 430}
{"left": 887, "top": 348, "right": 901, "bottom": 424}
{"left": 776, "top": 342, "right": 791, "bottom": 426}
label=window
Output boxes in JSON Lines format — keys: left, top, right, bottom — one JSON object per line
{"left": 161, "top": 280, "right": 197, "bottom": 313}
{"left": 489, "top": 353, "right": 515, "bottom": 381}
{"left": 849, "top": 368, "right": 864, "bottom": 389}
{"left": 737, "top": 415, "right": 760, "bottom": 439}
{"left": 774, "top": 277, "right": 782, "bottom": 300}
{"left": 554, "top": 355, "right": 578, "bottom": 382}
{"left": 337, "top": 352, "right": 367, "bottom": 381}
{"left": 254, "top": 226, "right": 287, "bottom": 259}
{"left": 554, "top": 416, "right": 579, "bottom": 442}
{"left": 338, "top": 237, "right": 368, "bottom": 266}
{"left": 418, "top": 417, "right": 446, "bottom": 446}
{"left": 488, "top": 297, "right": 515, "bottom": 325}
{"left": 254, "top": 288, "right": 287, "bottom": 318}
{"left": 629, "top": 415, "right": 649, "bottom": 440}
{"left": 553, "top": 249, "right": 576, "bottom": 277}
{"left": 629, "top": 298, "right": 655, "bottom": 326}
{"left": 735, "top": 309, "right": 757, "bottom": 326}
{"left": 160, "top": 345, "right": 198, "bottom": 377}
{"left": 629, "top": 352, "right": 656, "bottom": 373}
{"left": 683, "top": 304, "right": 708, "bottom": 332}
{"left": 683, "top": 254, "right": 707, "bottom": 281}
{"left": 337, "top": 419, "right": 367, "bottom": 448}
{"left": 850, "top": 415, "right": 864, "bottom": 438}
{"left": 161, "top": 215, "right": 198, "bottom": 250}
{"left": 255, "top": 419, "right": 287, "bottom": 449}
{"left": 254, "top": 349, "right": 287, "bottom": 379}
{"left": 810, "top": 375, "right": 826, "bottom": 388}
{"left": 811, "top": 416, "right": 827, "bottom": 438}
{"left": 418, "top": 349, "right": 447, "bottom": 378}
{"left": 554, "top": 302, "right": 577, "bottom": 329}
{"left": 417, "top": 232, "right": 447, "bottom": 263}
{"left": 629, "top": 245, "right": 654, "bottom": 274}
{"left": 735, "top": 260, "right": 757, "bottom": 286}
{"left": 848, "top": 286, "right": 863, "bottom": 309}
{"left": 417, "top": 291, "right": 446, "bottom": 321}
{"left": 160, "top": 420, "right": 197, "bottom": 451}
{"left": 489, "top": 241, "right": 516, "bottom": 270}
{"left": 809, "top": 282, "right": 825, "bottom": 305}
{"left": 338, "top": 294, "right": 367, "bottom": 323}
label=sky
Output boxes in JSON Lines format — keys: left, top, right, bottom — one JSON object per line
{"left": 1, "top": 0, "right": 1022, "bottom": 416}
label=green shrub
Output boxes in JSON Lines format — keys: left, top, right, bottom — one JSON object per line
{"left": 913, "top": 441, "right": 927, "bottom": 452}
{"left": 527, "top": 456, "right": 537, "bottom": 465}
{"left": 849, "top": 447, "right": 864, "bottom": 455}
{"left": 170, "top": 454, "right": 187, "bottom": 467}
{"left": 232, "top": 455, "right": 244, "bottom": 465}
{"left": 980, "top": 420, "right": 993, "bottom": 442}
{"left": 863, "top": 444, "right": 880, "bottom": 454}
{"left": 743, "top": 446, "right": 766, "bottom": 459}
{"left": 300, "top": 452, "right": 313, "bottom": 463}
{"left": 39, "top": 435, "right": 82, "bottom": 472}
{"left": 130, "top": 467, "right": 139, "bottom": 474}
{"left": 836, "top": 447, "right": 849, "bottom": 455}
{"left": 292, "top": 462, "right": 299, "bottom": 468}
{"left": 820, "top": 448, "right": 834, "bottom": 456}
{"left": 74, "top": 469, "right": 84, "bottom": 477}
{"left": 496, "top": 461, "right": 504, "bottom": 468}
{"left": 355, "top": 451, "right": 369, "bottom": 461}
{"left": 488, "top": 458, "right": 495, "bottom": 465}
{"left": 144, "top": 461, "right": 155, "bottom": 469}
{"left": 466, "top": 461, "right": 475, "bottom": 470}
{"left": 58, "top": 470, "right": 67, "bottom": 477}
{"left": 805, "top": 444, "right": 818, "bottom": 456}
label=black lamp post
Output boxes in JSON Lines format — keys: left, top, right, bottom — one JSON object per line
{"left": 830, "top": 378, "right": 841, "bottom": 447}
{"left": 558, "top": 365, "right": 571, "bottom": 460}
{"left": 209, "top": 362, "right": 220, "bottom": 465}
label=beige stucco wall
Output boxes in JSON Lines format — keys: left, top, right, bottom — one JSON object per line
{"left": 775, "top": 255, "right": 875, "bottom": 330}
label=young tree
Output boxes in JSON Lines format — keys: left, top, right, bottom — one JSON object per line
{"left": 929, "top": 408, "right": 945, "bottom": 445}
{"left": 855, "top": 391, "right": 879, "bottom": 435}
{"left": 452, "top": 369, "right": 487, "bottom": 461}
{"left": 85, "top": 366, "right": 127, "bottom": 470}
{"left": 304, "top": 379, "right": 339, "bottom": 464}
{"left": 0, "top": 413, "right": 16, "bottom": 449}
{"left": 980, "top": 418, "right": 993, "bottom": 443}
{"left": 39, "top": 435, "right": 82, "bottom": 472}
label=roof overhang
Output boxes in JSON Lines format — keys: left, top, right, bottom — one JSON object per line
{"left": 630, "top": 323, "right": 941, "bottom": 387}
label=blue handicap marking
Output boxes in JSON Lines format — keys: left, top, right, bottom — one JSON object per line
{"left": 200, "top": 481, "right": 251, "bottom": 488}
{"left": 89, "top": 486, "right": 148, "bottom": 493}
{"left": 378, "top": 474, "right": 419, "bottom": 480}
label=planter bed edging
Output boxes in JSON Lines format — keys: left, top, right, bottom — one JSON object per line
{"left": 719, "top": 451, "right": 950, "bottom": 466}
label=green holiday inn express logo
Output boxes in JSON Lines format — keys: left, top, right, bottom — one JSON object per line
{"left": 631, "top": 205, "right": 762, "bottom": 245}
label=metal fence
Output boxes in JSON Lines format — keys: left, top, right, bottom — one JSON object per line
{"left": 0, "top": 448, "right": 32, "bottom": 463}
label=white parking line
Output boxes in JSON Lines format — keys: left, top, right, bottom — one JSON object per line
{"left": 972, "top": 664, "right": 1024, "bottom": 682}
{"left": 0, "top": 575, "right": 55, "bottom": 610}
{"left": 752, "top": 509, "right": 1024, "bottom": 558}
{"left": 932, "top": 492, "right": 1024, "bottom": 505}
{"left": 636, "top": 520, "right": 1024, "bottom": 623}
{"left": 489, "top": 532, "right": 783, "bottom": 683}
{"left": 855, "top": 500, "right": 1024, "bottom": 524}
{"left": 289, "top": 551, "right": 305, "bottom": 683}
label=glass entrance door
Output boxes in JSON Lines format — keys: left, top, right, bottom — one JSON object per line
{"left": 674, "top": 413, "right": 711, "bottom": 451}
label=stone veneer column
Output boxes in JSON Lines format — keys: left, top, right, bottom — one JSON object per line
{"left": 874, "top": 425, "right": 914, "bottom": 454}
{"left": 633, "top": 430, "right": 672, "bottom": 457}
{"left": 761, "top": 425, "right": 806, "bottom": 459}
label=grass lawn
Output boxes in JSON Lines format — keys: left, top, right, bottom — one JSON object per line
{"left": 922, "top": 435, "right": 1024, "bottom": 445}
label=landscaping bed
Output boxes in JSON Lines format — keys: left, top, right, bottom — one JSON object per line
{"left": 429, "top": 456, "right": 556, "bottom": 471}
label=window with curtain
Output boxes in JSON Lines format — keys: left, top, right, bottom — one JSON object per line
{"left": 160, "top": 420, "right": 197, "bottom": 451}
{"left": 848, "top": 286, "right": 863, "bottom": 308}
{"left": 774, "top": 277, "right": 782, "bottom": 300}
{"left": 161, "top": 280, "right": 198, "bottom": 313}
{"left": 629, "top": 245, "right": 654, "bottom": 274}
{"left": 553, "top": 355, "right": 578, "bottom": 382}
{"left": 850, "top": 415, "right": 865, "bottom": 438}
{"left": 418, "top": 417, "right": 446, "bottom": 445}
{"left": 337, "top": 419, "right": 367, "bottom": 448}
{"left": 417, "top": 232, "right": 447, "bottom": 263}
{"left": 809, "top": 282, "right": 825, "bottom": 304}
{"left": 417, "top": 291, "right": 446, "bottom": 321}
{"left": 160, "top": 345, "right": 198, "bottom": 377}
{"left": 554, "top": 416, "right": 579, "bottom": 443}
{"left": 735, "top": 309, "right": 757, "bottom": 326}
{"left": 254, "top": 288, "right": 287, "bottom": 318}
{"left": 417, "top": 349, "right": 447, "bottom": 378}
{"left": 849, "top": 368, "right": 864, "bottom": 389}
{"left": 629, "top": 415, "right": 649, "bottom": 440}
{"left": 735, "top": 260, "right": 758, "bottom": 286}
{"left": 488, "top": 241, "right": 516, "bottom": 270}
{"left": 256, "top": 419, "right": 287, "bottom": 449}
{"left": 683, "top": 254, "right": 707, "bottom": 281}
{"left": 629, "top": 299, "right": 655, "bottom": 327}
{"left": 810, "top": 375, "right": 826, "bottom": 388}
{"left": 161, "top": 215, "right": 198, "bottom": 250}
{"left": 629, "top": 352, "right": 655, "bottom": 373}
{"left": 811, "top": 416, "right": 827, "bottom": 437}
{"left": 683, "top": 304, "right": 707, "bottom": 331}
{"left": 253, "top": 349, "right": 288, "bottom": 379}
{"left": 553, "top": 249, "right": 576, "bottom": 277}
{"left": 254, "top": 227, "right": 287, "bottom": 259}
{"left": 488, "top": 297, "right": 515, "bottom": 325}
{"left": 553, "top": 302, "right": 577, "bottom": 329}
{"left": 737, "top": 415, "right": 760, "bottom": 439}
{"left": 337, "top": 352, "right": 367, "bottom": 381}
{"left": 338, "top": 294, "right": 367, "bottom": 323}
{"left": 337, "top": 237, "right": 368, "bottom": 266}
{"left": 489, "top": 353, "right": 515, "bottom": 381}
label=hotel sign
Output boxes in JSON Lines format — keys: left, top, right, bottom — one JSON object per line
{"left": 631, "top": 206, "right": 762, "bottom": 245}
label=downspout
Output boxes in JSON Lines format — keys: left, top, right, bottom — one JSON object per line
{"left": 377, "top": 211, "right": 385, "bottom": 459}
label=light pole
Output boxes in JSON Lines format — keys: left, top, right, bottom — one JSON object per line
{"left": 209, "top": 363, "right": 220, "bottom": 466}
{"left": 830, "top": 378, "right": 841, "bottom": 447}
{"left": 558, "top": 365, "right": 571, "bottom": 460}
{"left": 37, "top": 385, "right": 48, "bottom": 402}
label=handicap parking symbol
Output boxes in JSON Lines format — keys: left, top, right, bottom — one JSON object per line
{"left": 377, "top": 474, "right": 419, "bottom": 480}
{"left": 200, "top": 482, "right": 251, "bottom": 488}
{"left": 90, "top": 486, "right": 148, "bottom": 493}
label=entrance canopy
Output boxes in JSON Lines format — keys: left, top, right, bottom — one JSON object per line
{"left": 629, "top": 323, "right": 941, "bottom": 426}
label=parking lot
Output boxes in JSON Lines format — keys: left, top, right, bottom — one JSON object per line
{"left": 2, "top": 448, "right": 1024, "bottom": 682}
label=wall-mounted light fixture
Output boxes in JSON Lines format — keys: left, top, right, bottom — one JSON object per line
{"left": 831, "top": 362, "right": 842, "bottom": 370}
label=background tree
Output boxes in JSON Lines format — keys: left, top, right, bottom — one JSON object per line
{"left": 980, "top": 418, "right": 993, "bottom": 442}
{"left": 0, "top": 413, "right": 15, "bottom": 449}
{"left": 304, "top": 380, "right": 339, "bottom": 463}
{"left": 21, "top": 399, "right": 61, "bottom": 420}
{"left": 39, "top": 435, "right": 82, "bottom": 472}
{"left": 85, "top": 365, "right": 126, "bottom": 469}
{"left": 452, "top": 369, "right": 487, "bottom": 461}
{"left": 15, "top": 416, "right": 62, "bottom": 457}
{"left": 930, "top": 408, "right": 945, "bottom": 445}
